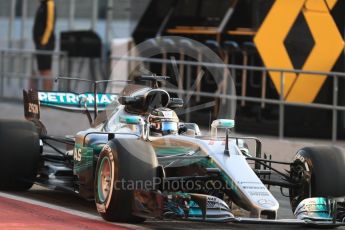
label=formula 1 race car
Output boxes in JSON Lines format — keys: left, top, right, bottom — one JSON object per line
{"left": 1, "top": 75, "right": 345, "bottom": 227}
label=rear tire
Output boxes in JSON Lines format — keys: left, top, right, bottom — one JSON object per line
{"left": 94, "top": 138, "right": 158, "bottom": 223}
{"left": 289, "top": 146, "right": 345, "bottom": 212}
{"left": 0, "top": 119, "right": 40, "bottom": 190}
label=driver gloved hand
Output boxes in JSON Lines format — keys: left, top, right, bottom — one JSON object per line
{"left": 178, "top": 124, "right": 188, "bottom": 135}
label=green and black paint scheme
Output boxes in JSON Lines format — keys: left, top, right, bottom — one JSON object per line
{"left": 73, "top": 131, "right": 107, "bottom": 199}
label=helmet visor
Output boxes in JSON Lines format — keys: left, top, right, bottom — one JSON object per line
{"left": 161, "top": 122, "right": 178, "bottom": 134}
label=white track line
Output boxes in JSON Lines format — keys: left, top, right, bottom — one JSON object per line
{"left": 0, "top": 192, "right": 148, "bottom": 230}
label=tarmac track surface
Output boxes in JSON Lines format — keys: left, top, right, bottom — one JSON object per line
{"left": 0, "top": 195, "right": 129, "bottom": 230}
{"left": 1, "top": 101, "right": 345, "bottom": 229}
{"left": 1, "top": 185, "right": 341, "bottom": 230}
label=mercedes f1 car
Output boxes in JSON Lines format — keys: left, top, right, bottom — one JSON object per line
{"left": 1, "top": 75, "right": 345, "bottom": 227}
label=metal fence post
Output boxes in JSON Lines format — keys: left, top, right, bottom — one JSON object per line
{"left": 20, "top": 0, "right": 28, "bottom": 49}
{"left": 185, "top": 62, "right": 192, "bottom": 123}
{"left": 332, "top": 75, "right": 338, "bottom": 142}
{"left": 91, "top": 0, "right": 99, "bottom": 31}
{"left": 105, "top": 0, "right": 113, "bottom": 46}
{"left": 0, "top": 51, "right": 4, "bottom": 97}
{"left": 261, "top": 70, "right": 267, "bottom": 108}
{"left": 30, "top": 52, "right": 34, "bottom": 88}
{"left": 279, "top": 71, "right": 285, "bottom": 139}
{"left": 69, "top": 0, "right": 76, "bottom": 30}
{"left": 8, "top": 0, "right": 17, "bottom": 48}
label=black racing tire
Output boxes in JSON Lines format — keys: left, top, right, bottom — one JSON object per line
{"left": 94, "top": 138, "right": 158, "bottom": 223}
{"left": 289, "top": 146, "right": 345, "bottom": 212}
{"left": 0, "top": 119, "right": 40, "bottom": 191}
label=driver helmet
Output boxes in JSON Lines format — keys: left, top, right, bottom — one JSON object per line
{"left": 149, "top": 108, "right": 179, "bottom": 136}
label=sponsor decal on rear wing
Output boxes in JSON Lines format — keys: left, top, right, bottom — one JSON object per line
{"left": 38, "top": 91, "right": 118, "bottom": 111}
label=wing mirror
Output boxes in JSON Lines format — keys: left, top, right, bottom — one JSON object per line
{"left": 211, "top": 119, "right": 235, "bottom": 157}
{"left": 168, "top": 98, "right": 184, "bottom": 108}
{"left": 119, "top": 115, "right": 144, "bottom": 125}
{"left": 210, "top": 119, "right": 235, "bottom": 139}
{"left": 118, "top": 96, "right": 141, "bottom": 105}
{"left": 119, "top": 115, "right": 146, "bottom": 139}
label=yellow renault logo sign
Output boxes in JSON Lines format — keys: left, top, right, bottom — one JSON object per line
{"left": 254, "top": 0, "right": 344, "bottom": 103}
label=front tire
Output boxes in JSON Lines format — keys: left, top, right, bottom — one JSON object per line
{"left": 94, "top": 138, "right": 158, "bottom": 223}
{"left": 289, "top": 146, "right": 345, "bottom": 212}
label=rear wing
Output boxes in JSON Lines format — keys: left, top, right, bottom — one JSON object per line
{"left": 23, "top": 89, "right": 118, "bottom": 126}
{"left": 23, "top": 77, "right": 130, "bottom": 128}
{"left": 37, "top": 91, "right": 118, "bottom": 111}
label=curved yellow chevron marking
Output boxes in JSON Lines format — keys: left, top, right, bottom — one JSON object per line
{"left": 255, "top": 0, "right": 344, "bottom": 103}
{"left": 254, "top": 0, "right": 305, "bottom": 98}
{"left": 326, "top": 0, "right": 337, "bottom": 9}
{"left": 287, "top": 0, "right": 344, "bottom": 102}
